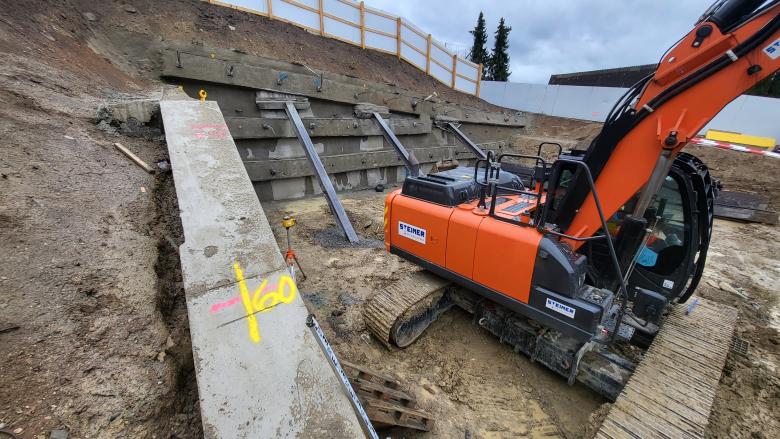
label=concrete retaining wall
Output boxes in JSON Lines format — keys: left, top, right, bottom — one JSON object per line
{"left": 162, "top": 46, "right": 525, "bottom": 201}
{"left": 480, "top": 81, "right": 780, "bottom": 141}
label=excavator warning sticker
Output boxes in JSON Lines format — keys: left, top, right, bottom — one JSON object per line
{"left": 764, "top": 37, "right": 780, "bottom": 60}
{"left": 398, "top": 221, "right": 426, "bottom": 244}
{"left": 546, "top": 298, "right": 576, "bottom": 319}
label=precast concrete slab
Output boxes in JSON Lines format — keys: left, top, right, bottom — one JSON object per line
{"left": 160, "top": 98, "right": 364, "bottom": 438}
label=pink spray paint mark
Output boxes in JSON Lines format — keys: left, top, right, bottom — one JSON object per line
{"left": 191, "top": 124, "right": 229, "bottom": 140}
{"left": 209, "top": 296, "right": 242, "bottom": 313}
{"left": 208, "top": 283, "right": 281, "bottom": 313}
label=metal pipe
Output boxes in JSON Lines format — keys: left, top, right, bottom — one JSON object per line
{"left": 632, "top": 150, "right": 673, "bottom": 218}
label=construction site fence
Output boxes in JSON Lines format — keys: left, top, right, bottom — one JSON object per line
{"left": 205, "top": 0, "right": 483, "bottom": 96}
{"left": 480, "top": 81, "right": 780, "bottom": 142}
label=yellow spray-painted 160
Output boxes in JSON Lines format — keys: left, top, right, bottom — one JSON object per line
{"left": 232, "top": 262, "right": 297, "bottom": 343}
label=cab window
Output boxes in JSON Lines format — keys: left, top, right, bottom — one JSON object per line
{"left": 637, "top": 176, "right": 687, "bottom": 275}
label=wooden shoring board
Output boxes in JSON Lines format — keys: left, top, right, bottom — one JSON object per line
{"left": 595, "top": 297, "right": 737, "bottom": 439}
{"left": 714, "top": 190, "right": 778, "bottom": 225}
{"left": 342, "top": 361, "right": 434, "bottom": 432}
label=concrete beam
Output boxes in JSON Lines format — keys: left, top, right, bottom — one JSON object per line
{"left": 160, "top": 96, "right": 364, "bottom": 438}
{"left": 354, "top": 103, "right": 389, "bottom": 119}
{"left": 255, "top": 90, "right": 310, "bottom": 110}
{"left": 226, "top": 116, "right": 431, "bottom": 139}
{"left": 162, "top": 48, "right": 526, "bottom": 127}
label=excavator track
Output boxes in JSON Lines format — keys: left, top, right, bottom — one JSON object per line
{"left": 596, "top": 297, "right": 738, "bottom": 439}
{"left": 363, "top": 271, "right": 452, "bottom": 348}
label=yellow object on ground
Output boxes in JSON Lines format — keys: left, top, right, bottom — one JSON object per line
{"left": 705, "top": 129, "right": 777, "bottom": 148}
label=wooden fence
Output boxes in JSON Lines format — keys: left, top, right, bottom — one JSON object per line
{"left": 205, "top": 0, "right": 483, "bottom": 95}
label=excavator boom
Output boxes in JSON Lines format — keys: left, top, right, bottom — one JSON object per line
{"left": 555, "top": 0, "right": 780, "bottom": 244}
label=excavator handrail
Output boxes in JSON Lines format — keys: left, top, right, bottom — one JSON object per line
{"left": 472, "top": 152, "right": 548, "bottom": 219}
{"left": 537, "top": 142, "right": 563, "bottom": 160}
{"left": 541, "top": 158, "right": 630, "bottom": 344}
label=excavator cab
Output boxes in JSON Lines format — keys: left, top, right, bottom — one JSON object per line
{"left": 573, "top": 152, "right": 716, "bottom": 310}
{"left": 629, "top": 153, "right": 717, "bottom": 303}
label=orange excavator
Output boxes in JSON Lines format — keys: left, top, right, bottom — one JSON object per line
{"left": 365, "top": 0, "right": 780, "bottom": 399}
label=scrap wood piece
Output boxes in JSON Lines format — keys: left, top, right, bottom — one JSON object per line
{"left": 0, "top": 323, "right": 20, "bottom": 334}
{"left": 342, "top": 361, "right": 434, "bottom": 432}
{"left": 114, "top": 142, "right": 155, "bottom": 174}
{"left": 714, "top": 190, "right": 778, "bottom": 225}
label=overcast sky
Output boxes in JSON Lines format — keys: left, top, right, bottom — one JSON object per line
{"left": 366, "top": 0, "right": 715, "bottom": 83}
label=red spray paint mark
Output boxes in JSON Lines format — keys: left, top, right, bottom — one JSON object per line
{"left": 191, "top": 124, "right": 229, "bottom": 140}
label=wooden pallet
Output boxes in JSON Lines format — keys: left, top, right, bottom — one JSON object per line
{"left": 342, "top": 361, "right": 434, "bottom": 432}
{"left": 714, "top": 190, "right": 778, "bottom": 225}
{"left": 596, "top": 298, "right": 737, "bottom": 439}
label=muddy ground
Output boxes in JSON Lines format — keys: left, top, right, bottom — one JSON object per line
{"left": 0, "top": 0, "right": 779, "bottom": 438}
{"left": 263, "top": 174, "right": 780, "bottom": 438}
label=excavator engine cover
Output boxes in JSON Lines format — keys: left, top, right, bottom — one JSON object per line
{"left": 401, "top": 166, "right": 523, "bottom": 207}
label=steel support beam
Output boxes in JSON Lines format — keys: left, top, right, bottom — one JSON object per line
{"left": 445, "top": 122, "right": 488, "bottom": 160}
{"left": 285, "top": 102, "right": 359, "bottom": 243}
{"left": 372, "top": 112, "right": 421, "bottom": 177}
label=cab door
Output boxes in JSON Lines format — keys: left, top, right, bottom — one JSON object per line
{"left": 629, "top": 167, "right": 698, "bottom": 300}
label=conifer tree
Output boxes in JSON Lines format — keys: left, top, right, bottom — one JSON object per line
{"left": 488, "top": 18, "right": 512, "bottom": 82}
{"left": 468, "top": 12, "right": 490, "bottom": 79}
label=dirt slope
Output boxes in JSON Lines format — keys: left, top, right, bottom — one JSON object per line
{"left": 0, "top": 1, "right": 504, "bottom": 436}
{"left": 5, "top": 0, "right": 500, "bottom": 111}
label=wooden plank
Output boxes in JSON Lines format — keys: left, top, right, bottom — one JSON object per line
{"left": 351, "top": 378, "right": 415, "bottom": 406}
{"left": 359, "top": 1, "right": 366, "bottom": 49}
{"left": 401, "top": 20, "right": 427, "bottom": 39}
{"left": 341, "top": 360, "right": 398, "bottom": 385}
{"left": 322, "top": 12, "right": 360, "bottom": 28}
{"left": 396, "top": 17, "right": 402, "bottom": 57}
{"left": 456, "top": 72, "right": 478, "bottom": 83}
{"left": 365, "top": 27, "right": 395, "bottom": 39}
{"left": 425, "top": 34, "right": 432, "bottom": 74}
{"left": 342, "top": 359, "right": 433, "bottom": 432}
{"left": 318, "top": 0, "right": 324, "bottom": 35}
{"left": 476, "top": 64, "right": 483, "bottom": 96}
{"left": 113, "top": 142, "right": 154, "bottom": 173}
{"left": 402, "top": 39, "right": 427, "bottom": 57}
{"left": 280, "top": 0, "right": 319, "bottom": 14}
{"left": 714, "top": 190, "right": 778, "bottom": 224}
{"left": 364, "top": 5, "right": 396, "bottom": 20}
{"left": 430, "top": 57, "right": 452, "bottom": 72}
{"left": 451, "top": 54, "right": 457, "bottom": 88}
{"left": 365, "top": 398, "right": 432, "bottom": 421}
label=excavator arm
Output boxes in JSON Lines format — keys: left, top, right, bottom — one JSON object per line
{"left": 550, "top": 0, "right": 780, "bottom": 245}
